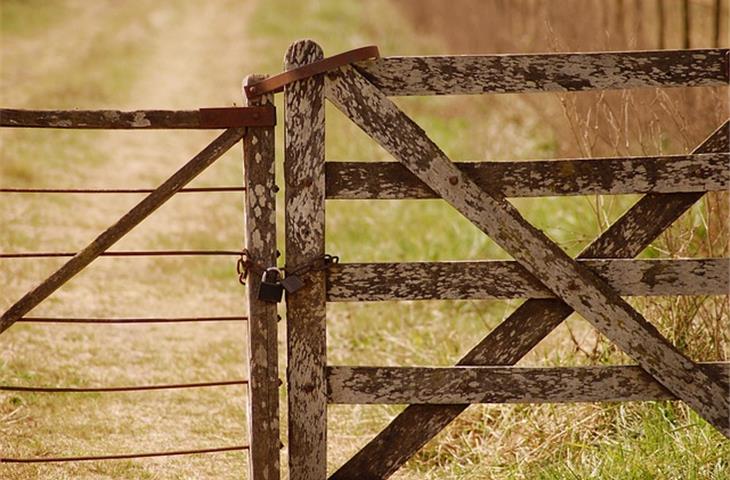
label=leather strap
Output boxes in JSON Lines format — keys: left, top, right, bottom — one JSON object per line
{"left": 244, "top": 45, "right": 380, "bottom": 98}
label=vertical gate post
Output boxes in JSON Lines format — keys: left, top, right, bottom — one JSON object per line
{"left": 243, "top": 74, "right": 280, "bottom": 480}
{"left": 283, "top": 40, "right": 327, "bottom": 479}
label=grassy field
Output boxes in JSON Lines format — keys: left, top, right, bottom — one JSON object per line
{"left": 1, "top": 0, "right": 728, "bottom": 479}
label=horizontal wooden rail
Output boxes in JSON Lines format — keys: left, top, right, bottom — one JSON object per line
{"left": 0, "top": 107, "right": 276, "bottom": 129}
{"left": 327, "top": 363, "right": 730, "bottom": 404}
{"left": 355, "top": 49, "right": 729, "bottom": 96}
{"left": 325, "top": 153, "right": 729, "bottom": 199}
{"left": 327, "top": 258, "right": 728, "bottom": 301}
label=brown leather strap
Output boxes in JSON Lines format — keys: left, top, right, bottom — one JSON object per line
{"left": 244, "top": 45, "right": 380, "bottom": 98}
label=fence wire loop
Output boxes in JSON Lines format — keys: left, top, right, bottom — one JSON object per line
{"left": 237, "top": 249, "right": 250, "bottom": 285}
{"left": 285, "top": 253, "right": 339, "bottom": 277}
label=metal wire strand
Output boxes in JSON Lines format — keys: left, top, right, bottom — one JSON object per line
{"left": 0, "top": 445, "right": 249, "bottom": 463}
{"left": 0, "top": 186, "right": 246, "bottom": 194}
{"left": 17, "top": 316, "right": 248, "bottom": 324}
{"left": 0, "top": 380, "right": 248, "bottom": 393}
{"left": 0, "top": 250, "right": 242, "bottom": 259}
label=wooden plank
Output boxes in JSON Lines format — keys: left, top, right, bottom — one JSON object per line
{"left": 327, "top": 258, "right": 729, "bottom": 301}
{"left": 327, "top": 363, "right": 730, "bottom": 405}
{"left": 327, "top": 68, "right": 729, "bottom": 445}
{"left": 284, "top": 40, "right": 328, "bottom": 480}
{"left": 0, "top": 127, "right": 245, "bottom": 334}
{"left": 0, "top": 107, "right": 276, "bottom": 129}
{"left": 356, "top": 49, "right": 729, "bottom": 96}
{"left": 325, "top": 153, "right": 730, "bottom": 199}
{"left": 329, "top": 121, "right": 729, "bottom": 479}
{"left": 243, "top": 75, "right": 280, "bottom": 480}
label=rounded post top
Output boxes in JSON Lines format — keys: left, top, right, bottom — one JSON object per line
{"left": 285, "top": 39, "right": 324, "bottom": 68}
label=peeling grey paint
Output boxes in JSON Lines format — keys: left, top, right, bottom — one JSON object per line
{"left": 327, "top": 364, "right": 730, "bottom": 405}
{"left": 243, "top": 74, "right": 280, "bottom": 480}
{"left": 356, "top": 49, "right": 729, "bottom": 96}
{"left": 284, "top": 39, "right": 328, "bottom": 480}
{"left": 325, "top": 66, "right": 730, "bottom": 479}
{"left": 325, "top": 153, "right": 729, "bottom": 199}
{"left": 327, "top": 258, "right": 729, "bottom": 302}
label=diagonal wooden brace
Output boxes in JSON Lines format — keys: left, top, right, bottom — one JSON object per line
{"left": 326, "top": 66, "right": 729, "bottom": 453}
{"left": 327, "top": 109, "right": 728, "bottom": 478}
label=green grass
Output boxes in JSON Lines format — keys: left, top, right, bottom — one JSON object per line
{"left": 0, "top": 0, "right": 68, "bottom": 36}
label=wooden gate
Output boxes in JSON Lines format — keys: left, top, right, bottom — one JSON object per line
{"left": 282, "top": 40, "right": 729, "bottom": 479}
{"left": 0, "top": 103, "right": 280, "bottom": 479}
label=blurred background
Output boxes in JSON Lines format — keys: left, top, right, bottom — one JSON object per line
{"left": 1, "top": 0, "right": 728, "bottom": 478}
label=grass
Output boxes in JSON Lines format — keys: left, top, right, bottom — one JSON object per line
{"left": 2, "top": 0, "right": 729, "bottom": 479}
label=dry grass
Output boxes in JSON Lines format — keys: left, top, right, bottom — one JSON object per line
{"left": 1, "top": 0, "right": 729, "bottom": 479}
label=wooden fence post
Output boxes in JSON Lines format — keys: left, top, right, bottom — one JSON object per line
{"left": 243, "top": 74, "right": 280, "bottom": 480}
{"left": 283, "top": 39, "right": 327, "bottom": 480}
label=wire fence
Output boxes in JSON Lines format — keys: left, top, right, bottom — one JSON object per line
{"left": 17, "top": 315, "right": 249, "bottom": 324}
{"left": 0, "top": 108, "right": 264, "bottom": 468}
{"left": 1, "top": 446, "right": 250, "bottom": 464}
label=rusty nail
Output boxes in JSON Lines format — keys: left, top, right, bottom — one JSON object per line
{"left": 449, "top": 176, "right": 459, "bottom": 185}
{"left": 272, "top": 185, "right": 280, "bottom": 193}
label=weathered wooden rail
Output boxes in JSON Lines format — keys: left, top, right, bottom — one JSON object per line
{"left": 278, "top": 42, "right": 730, "bottom": 480}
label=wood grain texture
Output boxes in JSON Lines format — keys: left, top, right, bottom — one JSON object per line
{"left": 327, "top": 363, "right": 730, "bottom": 404}
{"left": 329, "top": 117, "right": 728, "bottom": 480}
{"left": 0, "top": 128, "right": 245, "bottom": 334}
{"left": 0, "top": 107, "right": 275, "bottom": 129}
{"left": 328, "top": 69, "right": 727, "bottom": 478}
{"left": 326, "top": 258, "right": 729, "bottom": 301}
{"left": 325, "top": 153, "right": 729, "bottom": 199}
{"left": 243, "top": 75, "right": 280, "bottom": 480}
{"left": 356, "top": 49, "right": 729, "bottom": 96}
{"left": 284, "top": 40, "right": 328, "bottom": 480}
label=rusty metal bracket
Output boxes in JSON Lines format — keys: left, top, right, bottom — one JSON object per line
{"left": 199, "top": 106, "right": 276, "bottom": 128}
{"left": 244, "top": 45, "right": 380, "bottom": 98}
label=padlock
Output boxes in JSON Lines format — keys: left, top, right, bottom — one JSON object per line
{"left": 281, "top": 274, "right": 305, "bottom": 294}
{"left": 258, "top": 267, "right": 284, "bottom": 303}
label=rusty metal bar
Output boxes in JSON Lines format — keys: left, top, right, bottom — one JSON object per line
{"left": 0, "top": 446, "right": 250, "bottom": 463}
{"left": 0, "top": 250, "right": 241, "bottom": 259}
{"left": 0, "top": 186, "right": 245, "bottom": 194}
{"left": 17, "top": 316, "right": 248, "bottom": 324}
{"left": 0, "top": 380, "right": 248, "bottom": 393}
